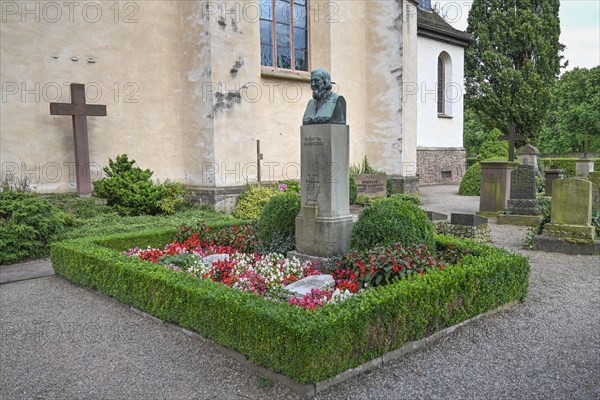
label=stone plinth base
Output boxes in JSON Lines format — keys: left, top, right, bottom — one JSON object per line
{"left": 533, "top": 235, "right": 600, "bottom": 256}
{"left": 479, "top": 161, "right": 518, "bottom": 214}
{"left": 576, "top": 159, "right": 594, "bottom": 178}
{"left": 295, "top": 206, "right": 353, "bottom": 258}
{"left": 506, "top": 199, "right": 540, "bottom": 215}
{"left": 189, "top": 185, "right": 246, "bottom": 213}
{"left": 434, "top": 221, "right": 491, "bottom": 243}
{"left": 388, "top": 175, "right": 419, "bottom": 194}
{"left": 497, "top": 214, "right": 543, "bottom": 226}
{"left": 542, "top": 223, "right": 596, "bottom": 241}
{"left": 476, "top": 211, "right": 499, "bottom": 218}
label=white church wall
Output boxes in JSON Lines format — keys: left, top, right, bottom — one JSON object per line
{"left": 416, "top": 36, "right": 464, "bottom": 148}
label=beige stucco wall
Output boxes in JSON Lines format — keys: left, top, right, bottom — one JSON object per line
{"left": 1, "top": 0, "right": 417, "bottom": 195}
{"left": 1, "top": 1, "right": 186, "bottom": 192}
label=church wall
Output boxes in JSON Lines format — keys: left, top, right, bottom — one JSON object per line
{"left": 1, "top": 1, "right": 187, "bottom": 192}
{"left": 416, "top": 36, "right": 464, "bottom": 148}
{"left": 1, "top": 1, "right": 419, "bottom": 205}
{"left": 416, "top": 35, "right": 466, "bottom": 184}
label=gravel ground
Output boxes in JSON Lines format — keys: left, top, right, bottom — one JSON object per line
{"left": 1, "top": 185, "right": 599, "bottom": 400}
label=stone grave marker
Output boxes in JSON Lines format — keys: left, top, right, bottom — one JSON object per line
{"left": 451, "top": 213, "right": 488, "bottom": 226}
{"left": 517, "top": 143, "right": 542, "bottom": 178}
{"left": 478, "top": 161, "right": 518, "bottom": 216}
{"left": 588, "top": 172, "right": 600, "bottom": 212}
{"left": 284, "top": 275, "right": 335, "bottom": 299}
{"left": 544, "top": 168, "right": 564, "bottom": 196}
{"left": 355, "top": 174, "right": 387, "bottom": 199}
{"left": 498, "top": 165, "right": 542, "bottom": 226}
{"left": 576, "top": 159, "right": 595, "bottom": 179}
{"left": 543, "top": 179, "right": 595, "bottom": 241}
{"left": 425, "top": 210, "right": 448, "bottom": 222}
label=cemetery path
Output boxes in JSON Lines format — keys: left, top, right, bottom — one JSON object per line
{"left": 1, "top": 185, "right": 599, "bottom": 400}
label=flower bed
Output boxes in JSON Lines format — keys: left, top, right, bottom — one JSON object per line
{"left": 51, "top": 223, "right": 529, "bottom": 383}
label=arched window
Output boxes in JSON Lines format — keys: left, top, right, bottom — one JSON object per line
{"left": 260, "top": 0, "right": 309, "bottom": 72}
{"left": 437, "top": 55, "right": 445, "bottom": 114}
{"left": 437, "top": 51, "right": 453, "bottom": 116}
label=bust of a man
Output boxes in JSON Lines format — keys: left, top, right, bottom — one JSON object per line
{"left": 302, "top": 68, "right": 346, "bottom": 125}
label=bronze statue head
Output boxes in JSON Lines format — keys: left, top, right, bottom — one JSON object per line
{"left": 311, "top": 68, "right": 333, "bottom": 100}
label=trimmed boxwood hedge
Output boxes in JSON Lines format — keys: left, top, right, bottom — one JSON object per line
{"left": 51, "top": 228, "right": 529, "bottom": 384}
{"left": 538, "top": 158, "right": 600, "bottom": 177}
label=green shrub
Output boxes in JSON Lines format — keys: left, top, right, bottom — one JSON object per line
{"left": 390, "top": 193, "right": 420, "bottom": 206}
{"left": 256, "top": 193, "right": 301, "bottom": 253}
{"left": 51, "top": 230, "right": 529, "bottom": 384}
{"left": 351, "top": 196, "right": 435, "bottom": 251}
{"left": 459, "top": 162, "right": 482, "bottom": 196}
{"left": 93, "top": 154, "right": 186, "bottom": 216}
{"left": 525, "top": 195, "right": 552, "bottom": 248}
{"left": 349, "top": 175, "right": 357, "bottom": 205}
{"left": 232, "top": 184, "right": 278, "bottom": 221}
{"left": 592, "top": 211, "right": 600, "bottom": 240}
{"left": 0, "top": 192, "right": 68, "bottom": 264}
{"left": 476, "top": 128, "right": 510, "bottom": 162}
{"left": 278, "top": 180, "right": 301, "bottom": 194}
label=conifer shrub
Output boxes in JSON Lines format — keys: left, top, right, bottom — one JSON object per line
{"left": 256, "top": 192, "right": 301, "bottom": 253}
{"left": 0, "top": 191, "right": 68, "bottom": 264}
{"left": 458, "top": 162, "right": 482, "bottom": 196}
{"left": 93, "top": 154, "right": 187, "bottom": 216}
{"left": 350, "top": 195, "right": 435, "bottom": 251}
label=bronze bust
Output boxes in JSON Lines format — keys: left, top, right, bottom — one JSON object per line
{"left": 302, "top": 68, "right": 346, "bottom": 125}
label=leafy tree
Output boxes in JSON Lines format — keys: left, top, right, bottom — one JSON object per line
{"left": 465, "top": 0, "right": 564, "bottom": 142}
{"left": 537, "top": 66, "right": 600, "bottom": 154}
{"left": 463, "top": 107, "right": 487, "bottom": 156}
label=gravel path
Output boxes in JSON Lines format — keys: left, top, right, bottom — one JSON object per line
{"left": 1, "top": 185, "right": 599, "bottom": 400}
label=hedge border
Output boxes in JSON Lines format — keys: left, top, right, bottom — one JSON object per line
{"left": 51, "top": 228, "right": 529, "bottom": 385}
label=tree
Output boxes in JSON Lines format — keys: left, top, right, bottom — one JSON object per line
{"left": 465, "top": 0, "right": 564, "bottom": 142}
{"left": 463, "top": 107, "right": 487, "bottom": 156}
{"left": 537, "top": 67, "right": 600, "bottom": 154}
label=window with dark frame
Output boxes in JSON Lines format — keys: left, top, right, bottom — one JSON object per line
{"left": 260, "top": 0, "right": 309, "bottom": 72}
{"left": 437, "top": 55, "right": 445, "bottom": 114}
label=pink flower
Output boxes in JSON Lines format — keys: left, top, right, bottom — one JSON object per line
{"left": 279, "top": 183, "right": 287, "bottom": 191}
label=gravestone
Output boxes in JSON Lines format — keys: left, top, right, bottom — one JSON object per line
{"left": 284, "top": 275, "right": 335, "bottom": 299}
{"left": 498, "top": 164, "right": 542, "bottom": 226}
{"left": 355, "top": 174, "right": 387, "bottom": 199}
{"left": 478, "top": 161, "right": 518, "bottom": 216}
{"left": 425, "top": 210, "right": 448, "bottom": 222}
{"left": 542, "top": 179, "right": 595, "bottom": 241}
{"left": 576, "top": 159, "right": 595, "bottom": 179}
{"left": 291, "top": 69, "right": 352, "bottom": 259}
{"left": 50, "top": 83, "right": 107, "bottom": 197}
{"left": 451, "top": 213, "right": 488, "bottom": 226}
{"left": 588, "top": 172, "right": 600, "bottom": 212}
{"left": 506, "top": 165, "right": 540, "bottom": 215}
{"left": 544, "top": 169, "right": 564, "bottom": 196}
{"left": 517, "top": 143, "right": 542, "bottom": 178}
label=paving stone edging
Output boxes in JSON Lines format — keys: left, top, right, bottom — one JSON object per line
{"left": 105, "top": 281, "right": 519, "bottom": 399}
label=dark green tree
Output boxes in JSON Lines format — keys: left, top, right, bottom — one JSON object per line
{"left": 463, "top": 107, "right": 487, "bottom": 156}
{"left": 465, "top": 0, "right": 564, "bottom": 142}
{"left": 538, "top": 66, "right": 600, "bottom": 154}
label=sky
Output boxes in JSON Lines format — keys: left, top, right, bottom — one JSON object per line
{"left": 431, "top": 0, "right": 600, "bottom": 71}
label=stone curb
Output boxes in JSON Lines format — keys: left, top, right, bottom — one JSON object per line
{"left": 71, "top": 278, "right": 520, "bottom": 399}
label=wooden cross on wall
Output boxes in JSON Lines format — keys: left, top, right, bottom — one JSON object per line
{"left": 50, "top": 83, "right": 107, "bottom": 197}
{"left": 499, "top": 122, "right": 526, "bottom": 162}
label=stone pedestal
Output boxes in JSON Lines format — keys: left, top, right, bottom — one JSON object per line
{"left": 544, "top": 169, "right": 564, "bottom": 196}
{"left": 576, "top": 159, "right": 595, "bottom": 178}
{"left": 478, "top": 161, "right": 518, "bottom": 216}
{"left": 294, "top": 124, "right": 353, "bottom": 258}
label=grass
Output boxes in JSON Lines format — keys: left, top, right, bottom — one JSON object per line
{"left": 12, "top": 193, "right": 239, "bottom": 263}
